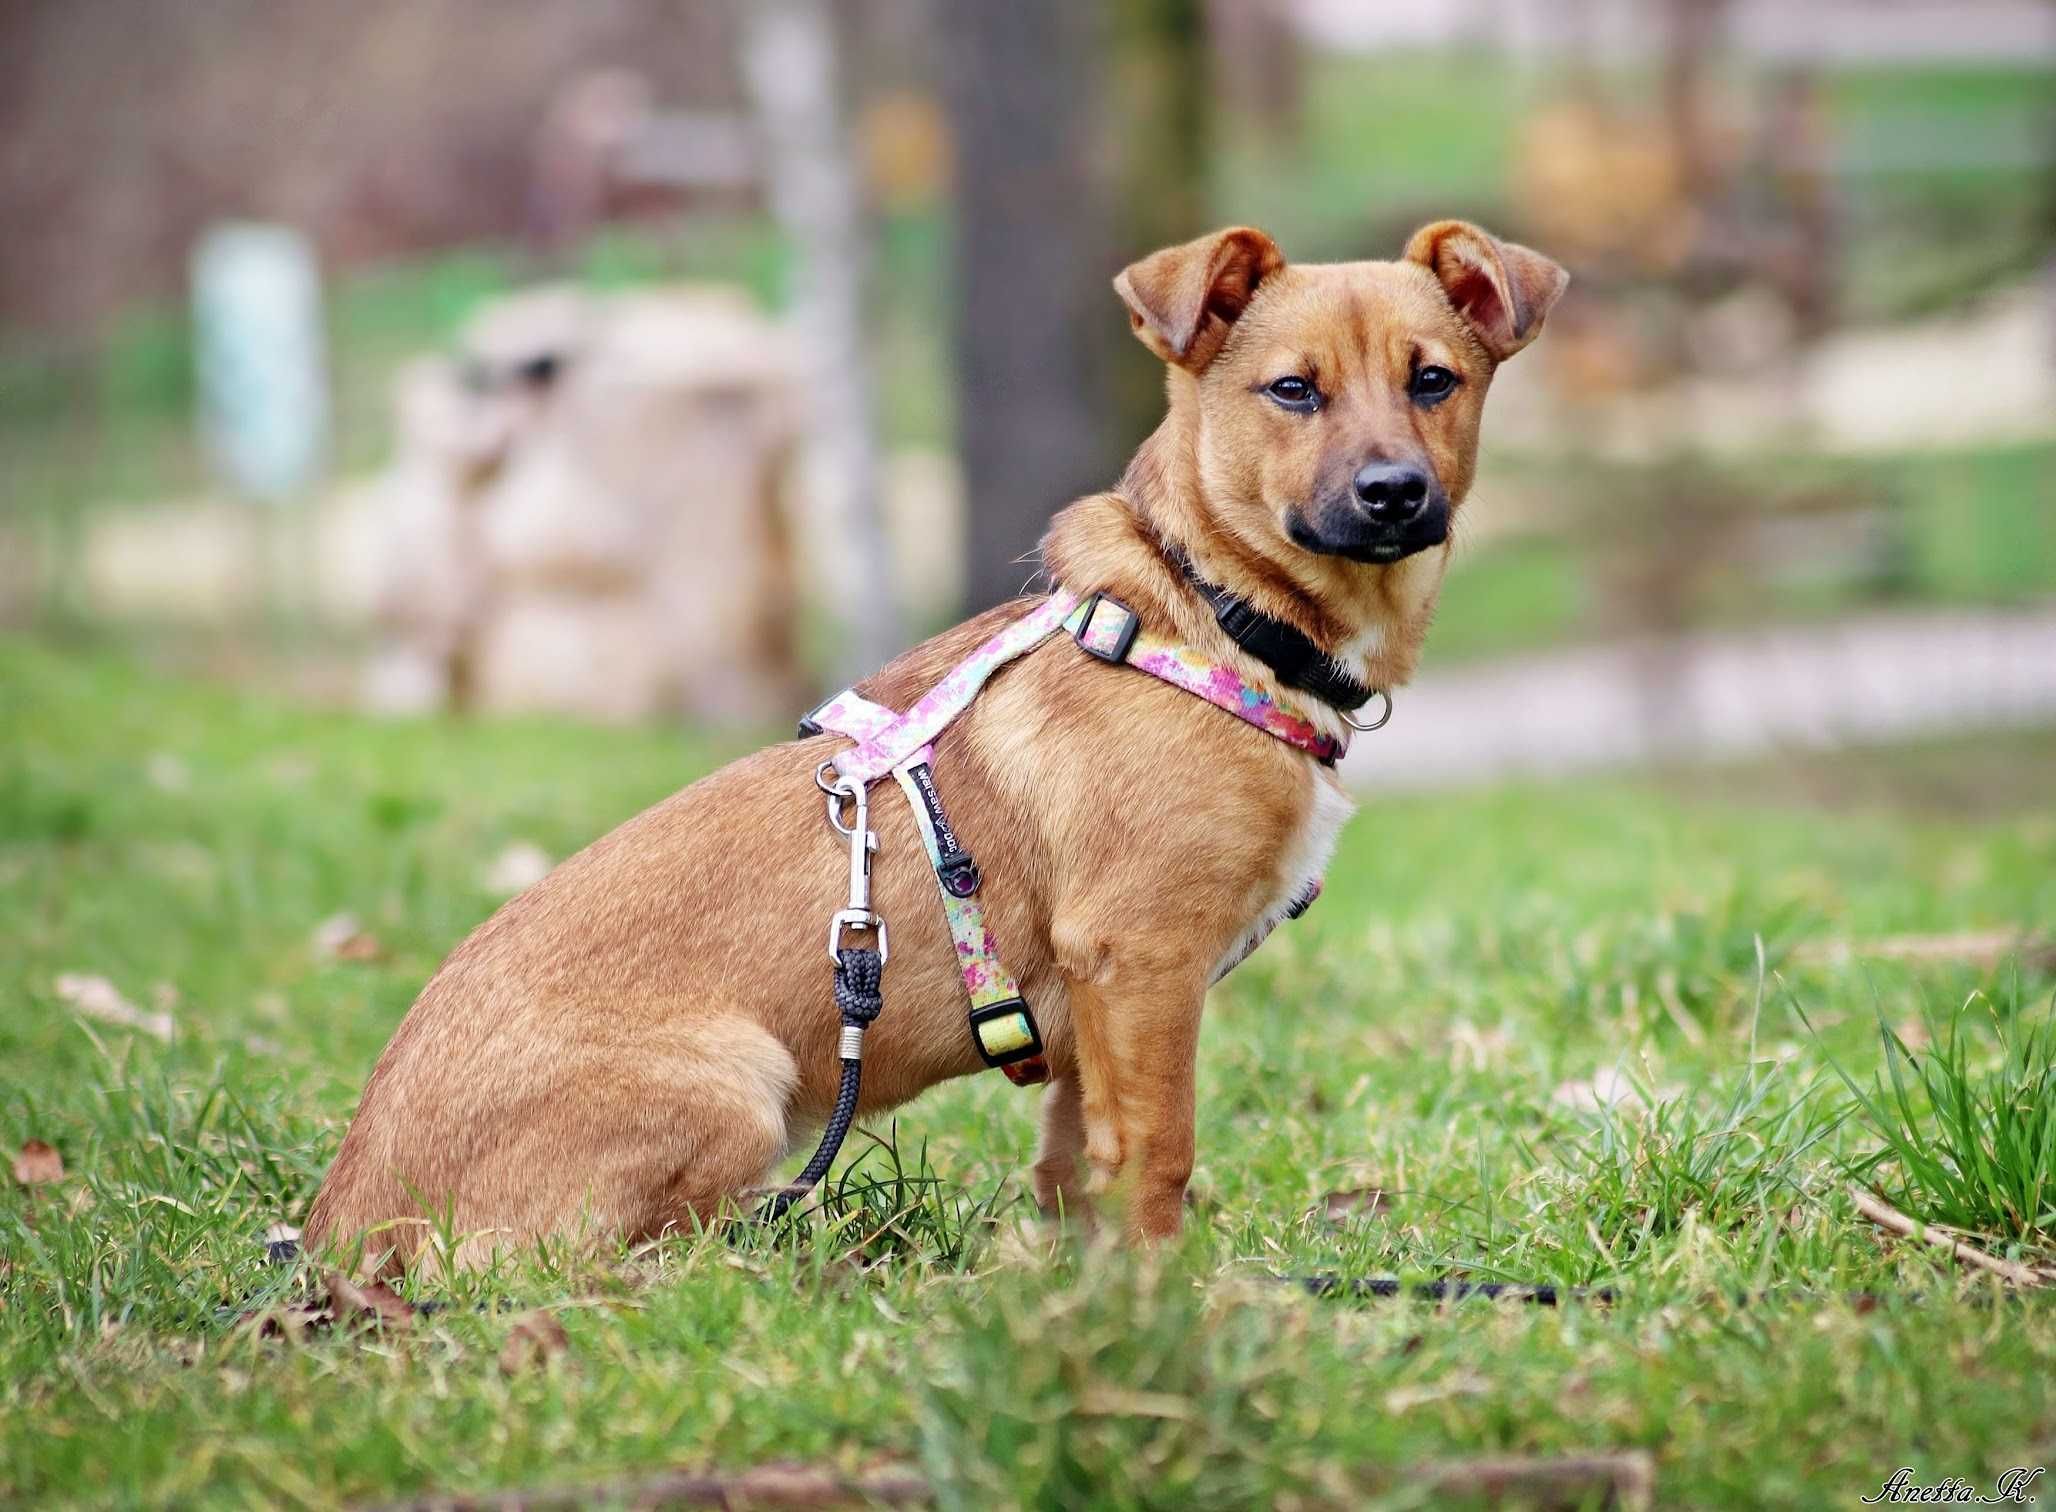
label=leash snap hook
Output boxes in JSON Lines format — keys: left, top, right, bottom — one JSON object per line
{"left": 824, "top": 770, "right": 887, "bottom": 964}
{"left": 1340, "top": 688, "right": 1393, "bottom": 733}
{"left": 828, "top": 909, "right": 889, "bottom": 966}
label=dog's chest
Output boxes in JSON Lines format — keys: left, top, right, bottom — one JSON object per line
{"left": 1213, "top": 771, "right": 1355, "bottom": 981}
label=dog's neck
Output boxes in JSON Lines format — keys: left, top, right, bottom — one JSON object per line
{"left": 1042, "top": 408, "right": 1438, "bottom": 699}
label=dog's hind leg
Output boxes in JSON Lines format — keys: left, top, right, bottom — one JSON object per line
{"left": 636, "top": 1015, "right": 801, "bottom": 1240}
{"left": 430, "top": 1013, "right": 798, "bottom": 1271}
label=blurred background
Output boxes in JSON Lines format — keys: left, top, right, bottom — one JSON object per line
{"left": 2, "top": 0, "right": 2052, "bottom": 793}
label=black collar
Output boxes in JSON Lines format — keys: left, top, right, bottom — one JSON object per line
{"left": 1165, "top": 546, "right": 1378, "bottom": 713}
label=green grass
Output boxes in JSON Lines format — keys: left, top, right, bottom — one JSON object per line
{"left": 4, "top": 639, "right": 2056, "bottom": 1508}
{"left": 1818, "top": 993, "right": 2056, "bottom": 1251}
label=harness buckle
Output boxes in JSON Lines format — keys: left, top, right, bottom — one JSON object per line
{"left": 967, "top": 997, "right": 1043, "bottom": 1067}
{"left": 1072, "top": 593, "right": 1141, "bottom": 665}
{"left": 828, "top": 909, "right": 889, "bottom": 965}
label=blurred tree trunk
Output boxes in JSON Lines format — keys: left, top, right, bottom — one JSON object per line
{"left": 943, "top": 3, "right": 1119, "bottom": 611}
{"left": 945, "top": 0, "right": 1216, "bottom": 611}
{"left": 743, "top": 0, "right": 901, "bottom": 676}
{"left": 1106, "top": 0, "right": 1214, "bottom": 455}
{"left": 1207, "top": 0, "right": 1302, "bottom": 148}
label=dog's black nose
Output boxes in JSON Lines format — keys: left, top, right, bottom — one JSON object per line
{"left": 1352, "top": 462, "right": 1431, "bottom": 522}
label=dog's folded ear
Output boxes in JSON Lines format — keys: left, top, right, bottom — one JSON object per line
{"left": 1115, "top": 226, "right": 1285, "bottom": 369}
{"left": 1405, "top": 220, "right": 1568, "bottom": 362}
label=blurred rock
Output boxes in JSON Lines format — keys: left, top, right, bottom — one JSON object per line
{"left": 365, "top": 283, "right": 810, "bottom": 723}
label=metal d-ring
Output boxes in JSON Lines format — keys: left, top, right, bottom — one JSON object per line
{"left": 817, "top": 759, "right": 860, "bottom": 835}
{"left": 1340, "top": 688, "right": 1393, "bottom": 732}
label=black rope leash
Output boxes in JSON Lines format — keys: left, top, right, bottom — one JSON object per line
{"left": 754, "top": 761, "right": 893, "bottom": 1224}
{"left": 761, "top": 946, "right": 884, "bottom": 1221}
{"left": 1291, "top": 1274, "right": 1611, "bottom": 1306}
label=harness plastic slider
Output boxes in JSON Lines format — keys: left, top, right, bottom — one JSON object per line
{"left": 968, "top": 998, "right": 1043, "bottom": 1067}
{"left": 1072, "top": 593, "right": 1142, "bottom": 664}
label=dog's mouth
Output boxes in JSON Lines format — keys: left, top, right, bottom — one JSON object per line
{"left": 1286, "top": 500, "right": 1450, "bottom": 566}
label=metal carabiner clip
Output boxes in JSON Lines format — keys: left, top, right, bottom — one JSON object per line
{"left": 820, "top": 765, "right": 887, "bottom": 964}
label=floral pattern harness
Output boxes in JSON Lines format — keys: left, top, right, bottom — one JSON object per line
{"left": 803, "top": 587, "right": 1350, "bottom": 1086}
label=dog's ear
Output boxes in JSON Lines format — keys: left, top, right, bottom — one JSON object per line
{"left": 1114, "top": 226, "right": 1284, "bottom": 369}
{"left": 1405, "top": 220, "right": 1567, "bottom": 362}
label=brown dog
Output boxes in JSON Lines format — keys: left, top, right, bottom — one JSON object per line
{"left": 306, "top": 220, "right": 1565, "bottom": 1271}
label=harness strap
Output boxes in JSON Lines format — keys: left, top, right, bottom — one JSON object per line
{"left": 1064, "top": 593, "right": 1349, "bottom": 764}
{"left": 804, "top": 691, "right": 1050, "bottom": 1085}
{"left": 830, "top": 591, "right": 1082, "bottom": 785}
{"left": 893, "top": 760, "right": 1049, "bottom": 1085}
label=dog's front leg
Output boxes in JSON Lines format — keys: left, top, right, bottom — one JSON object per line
{"left": 1031, "top": 1074, "right": 1093, "bottom": 1225}
{"left": 1066, "top": 969, "right": 1205, "bottom": 1242}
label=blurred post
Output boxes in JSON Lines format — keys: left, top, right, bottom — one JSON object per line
{"left": 743, "top": 0, "right": 900, "bottom": 676}
{"left": 944, "top": 2, "right": 1121, "bottom": 611}
{"left": 190, "top": 222, "right": 330, "bottom": 618}
{"left": 191, "top": 224, "right": 329, "bottom": 505}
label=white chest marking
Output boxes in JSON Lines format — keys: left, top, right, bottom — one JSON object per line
{"left": 1213, "top": 771, "right": 1356, "bottom": 981}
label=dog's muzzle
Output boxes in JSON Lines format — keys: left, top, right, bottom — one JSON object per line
{"left": 1288, "top": 493, "right": 1450, "bottom": 565}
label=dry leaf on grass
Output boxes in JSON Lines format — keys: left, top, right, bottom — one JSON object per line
{"left": 312, "top": 913, "right": 383, "bottom": 962}
{"left": 237, "top": 1302, "right": 334, "bottom": 1342}
{"left": 11, "top": 1140, "right": 64, "bottom": 1187}
{"left": 1318, "top": 1186, "right": 1391, "bottom": 1223}
{"left": 1551, "top": 1065, "right": 1680, "bottom": 1114}
{"left": 144, "top": 752, "right": 191, "bottom": 793}
{"left": 54, "top": 973, "right": 175, "bottom": 1042}
{"left": 498, "top": 1310, "right": 571, "bottom": 1375}
{"left": 326, "top": 1272, "right": 415, "bottom": 1329}
{"left": 482, "top": 841, "right": 554, "bottom": 895}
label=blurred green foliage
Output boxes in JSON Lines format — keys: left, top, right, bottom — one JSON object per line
{"left": 0, "top": 52, "right": 2049, "bottom": 660}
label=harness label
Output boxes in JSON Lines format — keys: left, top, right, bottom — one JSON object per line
{"left": 905, "top": 763, "right": 961, "bottom": 858}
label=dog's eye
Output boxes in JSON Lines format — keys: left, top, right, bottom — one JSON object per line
{"left": 1264, "top": 376, "right": 1318, "bottom": 411}
{"left": 1409, "top": 365, "right": 1459, "bottom": 404}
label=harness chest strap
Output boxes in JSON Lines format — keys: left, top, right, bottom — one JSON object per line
{"left": 802, "top": 691, "right": 1051, "bottom": 1085}
{"left": 828, "top": 591, "right": 1085, "bottom": 787}
{"left": 1062, "top": 593, "right": 1349, "bottom": 763}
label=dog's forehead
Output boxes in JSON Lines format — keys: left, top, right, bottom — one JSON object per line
{"left": 1236, "top": 260, "right": 1460, "bottom": 364}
